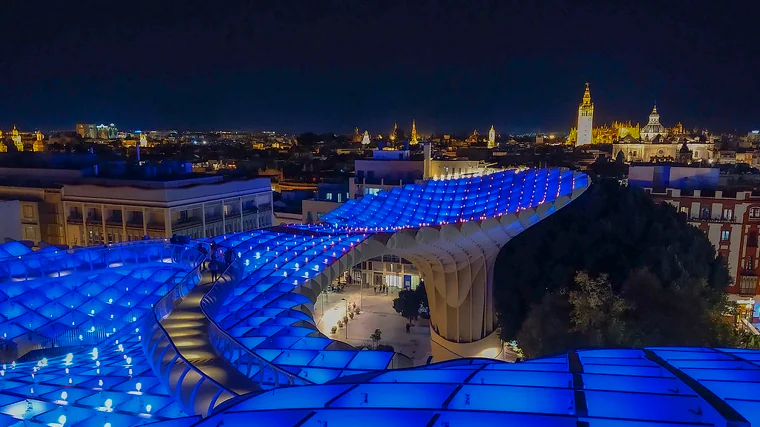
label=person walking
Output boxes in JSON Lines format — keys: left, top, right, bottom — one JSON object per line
{"left": 197, "top": 243, "right": 208, "bottom": 271}
{"left": 405, "top": 323, "right": 411, "bottom": 334}
{"left": 224, "top": 247, "right": 235, "bottom": 266}
{"left": 209, "top": 254, "right": 219, "bottom": 281}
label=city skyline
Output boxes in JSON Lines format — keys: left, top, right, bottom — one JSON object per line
{"left": 1, "top": 1, "right": 758, "bottom": 133}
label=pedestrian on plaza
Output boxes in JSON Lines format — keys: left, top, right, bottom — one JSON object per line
{"left": 405, "top": 323, "right": 411, "bottom": 334}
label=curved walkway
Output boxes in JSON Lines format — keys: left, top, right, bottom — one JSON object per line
{"left": 159, "top": 269, "right": 259, "bottom": 397}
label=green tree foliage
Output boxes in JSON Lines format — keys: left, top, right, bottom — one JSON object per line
{"left": 392, "top": 282, "right": 429, "bottom": 320}
{"left": 370, "top": 329, "right": 382, "bottom": 349}
{"left": 517, "top": 270, "right": 742, "bottom": 358}
{"left": 494, "top": 179, "right": 737, "bottom": 357}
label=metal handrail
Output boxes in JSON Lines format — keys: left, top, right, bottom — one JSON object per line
{"left": 200, "top": 249, "right": 310, "bottom": 388}
{"left": 142, "top": 242, "right": 241, "bottom": 416}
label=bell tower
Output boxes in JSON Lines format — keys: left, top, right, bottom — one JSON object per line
{"left": 410, "top": 120, "right": 419, "bottom": 145}
{"left": 11, "top": 126, "right": 22, "bottom": 151}
{"left": 576, "top": 83, "right": 594, "bottom": 146}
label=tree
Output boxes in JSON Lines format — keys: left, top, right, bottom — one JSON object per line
{"left": 568, "top": 272, "right": 628, "bottom": 347}
{"left": 296, "top": 132, "right": 320, "bottom": 147}
{"left": 392, "top": 282, "right": 429, "bottom": 320}
{"left": 369, "top": 329, "right": 382, "bottom": 349}
{"left": 517, "top": 269, "right": 744, "bottom": 358}
{"left": 495, "top": 179, "right": 737, "bottom": 357}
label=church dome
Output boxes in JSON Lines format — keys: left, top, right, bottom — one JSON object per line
{"left": 641, "top": 105, "right": 667, "bottom": 141}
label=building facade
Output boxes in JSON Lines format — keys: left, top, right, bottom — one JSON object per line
{"left": 62, "top": 177, "right": 273, "bottom": 246}
{"left": 613, "top": 106, "right": 716, "bottom": 163}
{"left": 643, "top": 186, "right": 760, "bottom": 320}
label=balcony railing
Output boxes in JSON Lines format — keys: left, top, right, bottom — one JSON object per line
{"left": 739, "top": 275, "right": 758, "bottom": 296}
{"left": 688, "top": 216, "right": 738, "bottom": 224}
{"left": 67, "top": 215, "right": 83, "bottom": 224}
{"left": 173, "top": 217, "right": 204, "bottom": 228}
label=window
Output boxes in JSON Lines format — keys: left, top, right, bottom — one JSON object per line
{"left": 679, "top": 206, "right": 689, "bottom": 216}
{"left": 723, "top": 208, "right": 733, "bottom": 221}
{"left": 179, "top": 210, "right": 189, "bottom": 222}
{"left": 700, "top": 206, "right": 711, "bottom": 219}
{"left": 22, "top": 205, "right": 34, "bottom": 220}
{"left": 326, "top": 193, "right": 333, "bottom": 200}
{"left": 721, "top": 230, "right": 730, "bottom": 242}
{"left": 751, "top": 207, "right": 760, "bottom": 218}
{"left": 745, "top": 256, "right": 755, "bottom": 270}
{"left": 749, "top": 232, "right": 758, "bottom": 248}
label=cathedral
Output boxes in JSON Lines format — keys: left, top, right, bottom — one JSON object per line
{"left": 612, "top": 106, "right": 716, "bottom": 163}
{"left": 568, "top": 84, "right": 640, "bottom": 145}
{"left": 567, "top": 83, "right": 716, "bottom": 163}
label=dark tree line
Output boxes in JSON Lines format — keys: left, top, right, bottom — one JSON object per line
{"left": 493, "top": 179, "right": 749, "bottom": 358}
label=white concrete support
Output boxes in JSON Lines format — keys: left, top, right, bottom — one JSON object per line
{"left": 383, "top": 191, "right": 580, "bottom": 362}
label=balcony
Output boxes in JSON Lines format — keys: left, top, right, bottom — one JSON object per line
{"left": 126, "top": 218, "right": 143, "bottom": 227}
{"left": 173, "top": 217, "right": 203, "bottom": 229}
{"left": 739, "top": 275, "right": 758, "bottom": 296}
{"left": 688, "top": 216, "right": 738, "bottom": 224}
{"left": 106, "top": 216, "right": 123, "bottom": 226}
{"left": 67, "top": 215, "right": 84, "bottom": 224}
{"left": 146, "top": 221, "right": 166, "bottom": 231}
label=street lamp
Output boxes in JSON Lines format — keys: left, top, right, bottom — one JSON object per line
{"left": 341, "top": 297, "right": 348, "bottom": 340}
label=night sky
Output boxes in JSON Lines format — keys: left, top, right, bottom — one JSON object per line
{"left": 1, "top": 0, "right": 758, "bottom": 134}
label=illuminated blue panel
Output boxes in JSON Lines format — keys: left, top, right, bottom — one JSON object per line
{"left": 330, "top": 383, "right": 457, "bottom": 409}
{"left": 448, "top": 384, "right": 574, "bottom": 413}
{"left": 585, "top": 390, "right": 723, "bottom": 424}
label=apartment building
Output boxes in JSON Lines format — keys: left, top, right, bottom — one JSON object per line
{"left": 632, "top": 165, "right": 760, "bottom": 323}
{"left": 62, "top": 176, "right": 273, "bottom": 246}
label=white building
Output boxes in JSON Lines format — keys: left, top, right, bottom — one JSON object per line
{"left": 62, "top": 176, "right": 272, "bottom": 246}
{"left": 576, "top": 83, "right": 594, "bottom": 146}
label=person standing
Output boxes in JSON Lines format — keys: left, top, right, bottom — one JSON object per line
{"left": 209, "top": 257, "right": 219, "bottom": 281}
{"left": 197, "top": 243, "right": 208, "bottom": 271}
{"left": 224, "top": 247, "right": 235, "bottom": 266}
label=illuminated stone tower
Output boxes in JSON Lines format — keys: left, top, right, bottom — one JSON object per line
{"left": 390, "top": 123, "right": 398, "bottom": 142}
{"left": 0, "top": 129, "right": 6, "bottom": 153}
{"left": 488, "top": 125, "right": 496, "bottom": 148}
{"left": 361, "top": 130, "right": 371, "bottom": 145}
{"left": 11, "top": 126, "right": 22, "bottom": 151}
{"left": 410, "top": 120, "right": 419, "bottom": 145}
{"left": 576, "top": 83, "right": 594, "bottom": 147}
{"left": 33, "top": 131, "right": 45, "bottom": 152}
{"left": 353, "top": 127, "right": 361, "bottom": 143}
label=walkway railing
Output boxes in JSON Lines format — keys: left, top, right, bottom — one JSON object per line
{"left": 200, "top": 252, "right": 310, "bottom": 389}
{"left": 142, "top": 243, "right": 241, "bottom": 417}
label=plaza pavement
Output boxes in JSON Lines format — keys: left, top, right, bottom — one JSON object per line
{"left": 313, "top": 284, "right": 433, "bottom": 366}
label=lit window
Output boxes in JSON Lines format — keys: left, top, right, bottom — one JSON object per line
{"left": 721, "top": 230, "right": 730, "bottom": 242}
{"left": 723, "top": 208, "right": 733, "bottom": 221}
{"left": 326, "top": 193, "right": 333, "bottom": 201}
{"left": 751, "top": 207, "right": 760, "bottom": 219}
{"left": 679, "top": 206, "right": 689, "bottom": 216}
